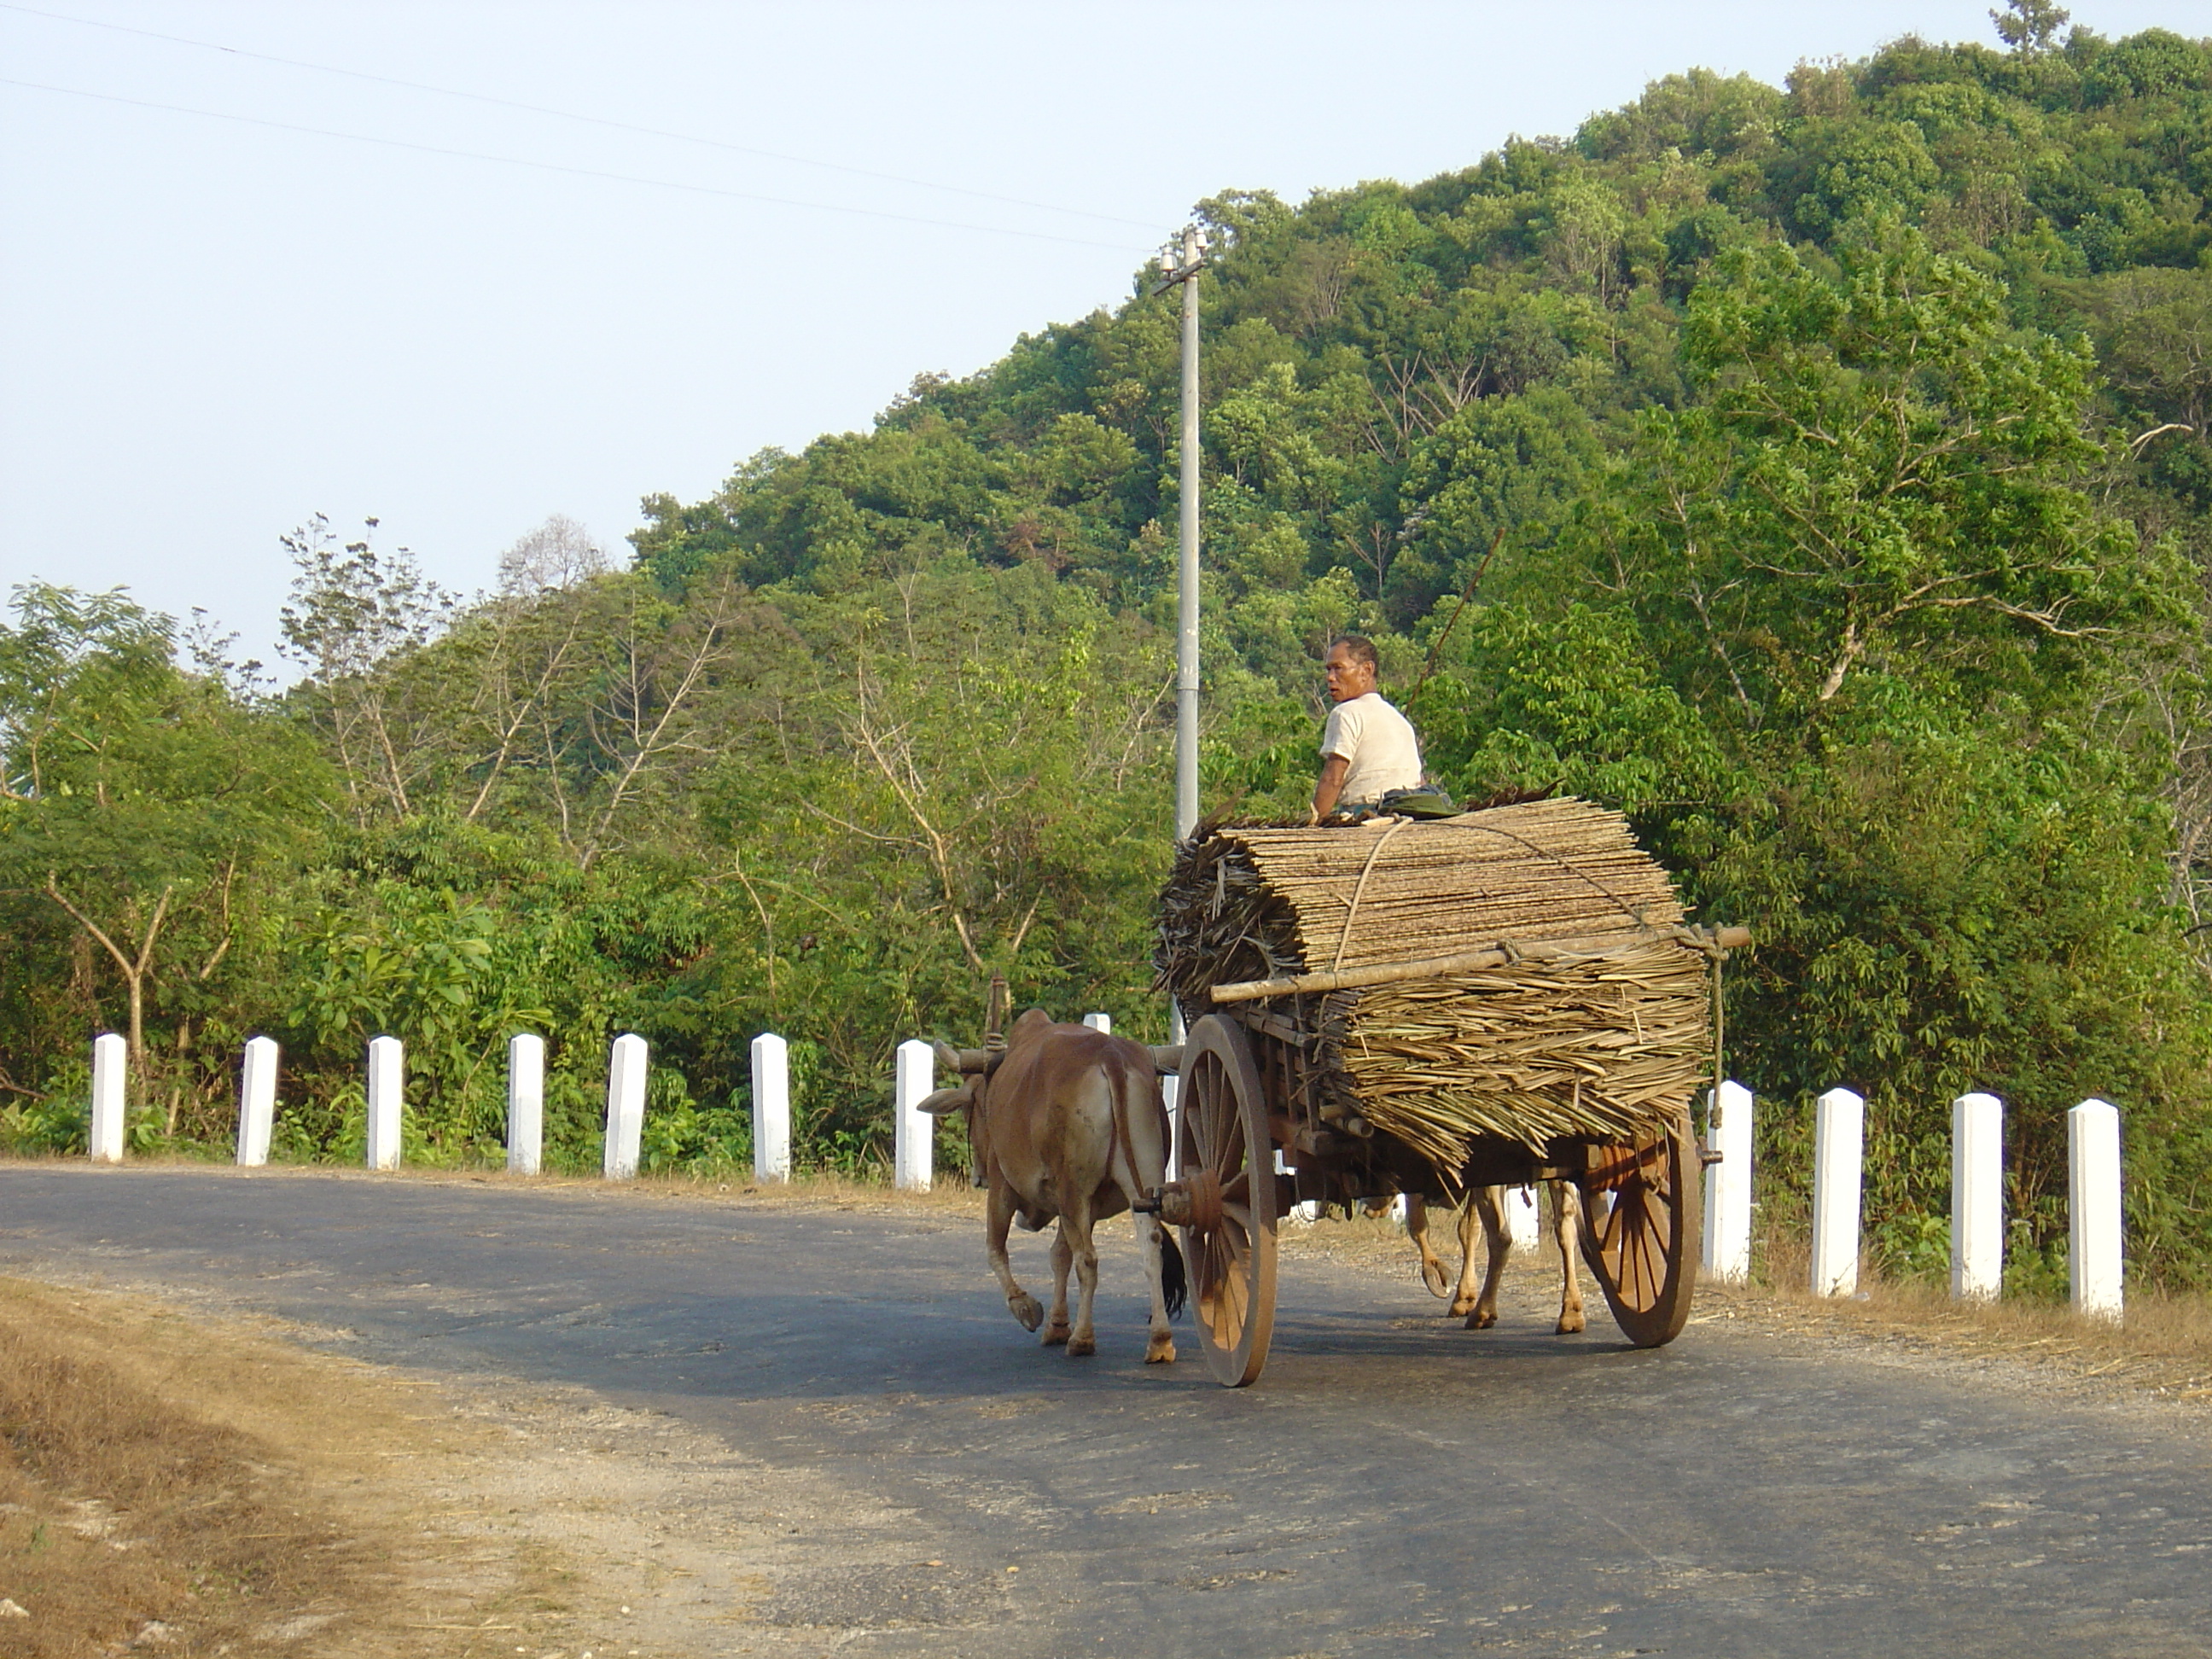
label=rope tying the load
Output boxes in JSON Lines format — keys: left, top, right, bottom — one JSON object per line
{"left": 1331, "top": 816, "right": 1413, "bottom": 973}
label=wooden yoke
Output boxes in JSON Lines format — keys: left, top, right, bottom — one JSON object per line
{"left": 924, "top": 974, "right": 1011, "bottom": 1102}
{"left": 934, "top": 1041, "right": 996, "bottom": 1076}
{"left": 935, "top": 1033, "right": 1185, "bottom": 1080}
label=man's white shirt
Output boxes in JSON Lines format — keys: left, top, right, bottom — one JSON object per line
{"left": 1320, "top": 692, "right": 1423, "bottom": 807}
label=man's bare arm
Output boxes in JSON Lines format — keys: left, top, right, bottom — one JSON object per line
{"left": 1312, "top": 754, "right": 1351, "bottom": 821}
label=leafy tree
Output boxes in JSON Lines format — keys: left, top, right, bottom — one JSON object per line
{"left": 0, "top": 584, "right": 330, "bottom": 1132}
{"left": 1993, "top": 0, "right": 2070, "bottom": 57}
{"left": 1604, "top": 227, "right": 2173, "bottom": 727}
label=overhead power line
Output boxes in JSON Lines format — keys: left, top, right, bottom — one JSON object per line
{"left": 0, "top": 76, "right": 1157, "bottom": 253}
{"left": 0, "top": 0, "right": 1163, "bottom": 233}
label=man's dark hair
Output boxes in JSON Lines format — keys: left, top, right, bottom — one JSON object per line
{"left": 1330, "top": 633, "right": 1380, "bottom": 672}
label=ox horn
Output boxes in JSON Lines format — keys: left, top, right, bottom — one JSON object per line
{"left": 932, "top": 1039, "right": 963, "bottom": 1074}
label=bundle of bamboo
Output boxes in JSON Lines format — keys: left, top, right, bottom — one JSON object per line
{"left": 1155, "top": 798, "right": 1714, "bottom": 1175}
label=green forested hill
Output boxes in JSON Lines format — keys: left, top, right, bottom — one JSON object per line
{"left": 9, "top": 10, "right": 2212, "bottom": 1283}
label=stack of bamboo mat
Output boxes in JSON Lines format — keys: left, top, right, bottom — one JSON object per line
{"left": 1155, "top": 797, "right": 1714, "bottom": 1176}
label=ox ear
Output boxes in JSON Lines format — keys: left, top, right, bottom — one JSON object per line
{"left": 916, "top": 1081, "right": 975, "bottom": 1117}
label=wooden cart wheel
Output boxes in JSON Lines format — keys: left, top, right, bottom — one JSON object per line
{"left": 1577, "top": 1115, "right": 1700, "bottom": 1348}
{"left": 1174, "top": 1014, "right": 1278, "bottom": 1388}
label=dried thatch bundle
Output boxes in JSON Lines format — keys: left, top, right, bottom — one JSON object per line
{"left": 1155, "top": 798, "right": 1714, "bottom": 1177}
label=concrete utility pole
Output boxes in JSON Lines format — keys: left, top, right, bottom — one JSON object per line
{"left": 1161, "top": 223, "right": 1208, "bottom": 841}
{"left": 1155, "top": 224, "right": 1208, "bottom": 1062}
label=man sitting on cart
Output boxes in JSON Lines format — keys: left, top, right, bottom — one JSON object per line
{"left": 1311, "top": 633, "right": 1424, "bottom": 822}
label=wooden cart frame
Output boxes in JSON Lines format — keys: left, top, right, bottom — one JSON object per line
{"left": 1153, "top": 999, "right": 1708, "bottom": 1388}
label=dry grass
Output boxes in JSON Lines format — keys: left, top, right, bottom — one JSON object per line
{"left": 0, "top": 1264, "right": 981, "bottom": 1658}
{"left": 1695, "top": 1261, "right": 2212, "bottom": 1412}
{"left": 1727, "top": 1221, "right": 2212, "bottom": 1399}
{"left": 0, "top": 1284, "right": 376, "bottom": 1656}
{"left": 1, "top": 1254, "right": 1152, "bottom": 1657}
{"left": 0, "top": 1273, "right": 628, "bottom": 1657}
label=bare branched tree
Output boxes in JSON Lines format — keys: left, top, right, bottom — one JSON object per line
{"left": 498, "top": 514, "right": 609, "bottom": 596}
{"left": 277, "top": 515, "right": 455, "bottom": 822}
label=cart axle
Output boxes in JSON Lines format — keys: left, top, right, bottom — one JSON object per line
{"left": 1138, "top": 1174, "right": 1220, "bottom": 1232}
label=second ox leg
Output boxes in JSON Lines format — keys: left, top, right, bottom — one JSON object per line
{"left": 1057, "top": 1195, "right": 1102, "bottom": 1357}
{"left": 1042, "top": 1222, "right": 1074, "bottom": 1347}
{"left": 985, "top": 1177, "right": 1045, "bottom": 1332}
{"left": 1403, "top": 1194, "right": 1455, "bottom": 1298}
{"left": 1549, "top": 1179, "right": 1587, "bottom": 1335}
{"left": 1461, "top": 1186, "right": 1513, "bottom": 1329}
{"left": 1132, "top": 1210, "right": 1178, "bottom": 1365}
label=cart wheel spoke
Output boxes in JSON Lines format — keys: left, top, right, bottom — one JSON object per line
{"left": 1210, "top": 1115, "right": 1245, "bottom": 1179}
{"left": 1578, "top": 1120, "right": 1699, "bottom": 1348}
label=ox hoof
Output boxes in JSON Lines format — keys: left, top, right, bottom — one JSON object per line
{"left": 1556, "top": 1311, "right": 1587, "bottom": 1336}
{"left": 1040, "top": 1321, "right": 1072, "bottom": 1347}
{"left": 1144, "top": 1337, "right": 1177, "bottom": 1365}
{"left": 1420, "top": 1258, "right": 1453, "bottom": 1298}
{"left": 1448, "top": 1295, "right": 1478, "bottom": 1319}
{"left": 1010, "top": 1294, "right": 1045, "bottom": 1332}
{"left": 1464, "top": 1307, "right": 1499, "bottom": 1330}
{"left": 1065, "top": 1334, "right": 1097, "bottom": 1358}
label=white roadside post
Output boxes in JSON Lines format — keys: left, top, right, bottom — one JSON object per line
{"left": 365, "top": 1036, "right": 404, "bottom": 1171}
{"left": 894, "top": 1039, "right": 934, "bottom": 1192}
{"left": 88, "top": 1032, "right": 126, "bottom": 1163}
{"left": 602, "top": 1033, "right": 647, "bottom": 1180}
{"left": 1505, "top": 1186, "right": 1540, "bottom": 1252}
{"left": 1703, "top": 1080, "right": 1755, "bottom": 1284}
{"left": 1282, "top": 1145, "right": 1320, "bottom": 1225}
{"left": 751, "top": 1033, "right": 790, "bottom": 1184}
{"left": 1951, "top": 1091, "right": 2005, "bottom": 1302}
{"left": 2069, "top": 1097, "right": 2124, "bottom": 1322}
{"left": 1082, "top": 1013, "right": 1112, "bottom": 1033}
{"left": 506, "top": 1034, "right": 544, "bottom": 1176}
{"left": 1810, "top": 1086, "right": 1865, "bottom": 1297}
{"left": 236, "top": 1036, "right": 278, "bottom": 1167}
{"left": 1161, "top": 1071, "right": 1180, "bottom": 1181}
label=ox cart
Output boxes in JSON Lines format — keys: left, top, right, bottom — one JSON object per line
{"left": 1148, "top": 797, "right": 1749, "bottom": 1388}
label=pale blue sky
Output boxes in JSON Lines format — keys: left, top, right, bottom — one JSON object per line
{"left": 3, "top": 1, "right": 2206, "bottom": 666}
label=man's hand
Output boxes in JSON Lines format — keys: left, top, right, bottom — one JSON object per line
{"left": 1312, "top": 754, "right": 1351, "bottom": 821}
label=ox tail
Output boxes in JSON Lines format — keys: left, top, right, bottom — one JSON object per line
{"left": 1158, "top": 1224, "right": 1189, "bottom": 1319}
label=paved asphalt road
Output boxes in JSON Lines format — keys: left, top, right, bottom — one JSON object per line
{"left": 2, "top": 1165, "right": 2208, "bottom": 1658}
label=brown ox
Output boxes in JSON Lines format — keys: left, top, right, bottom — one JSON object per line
{"left": 923, "top": 1010, "right": 1185, "bottom": 1362}
{"left": 1402, "top": 1181, "right": 1587, "bottom": 1335}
